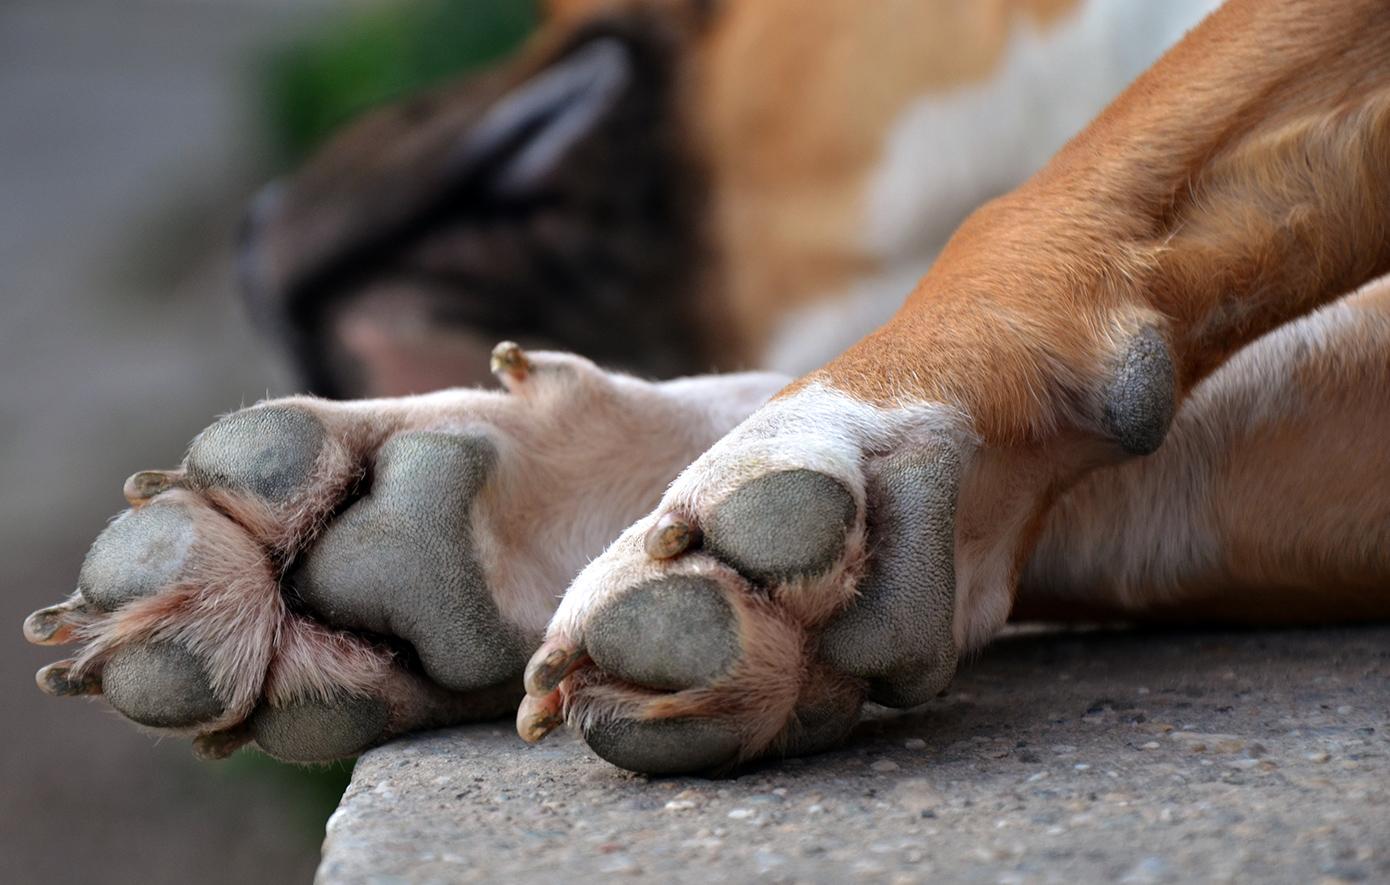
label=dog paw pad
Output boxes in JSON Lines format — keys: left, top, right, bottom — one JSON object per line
{"left": 248, "top": 695, "right": 389, "bottom": 763}
{"left": 186, "top": 406, "right": 325, "bottom": 501}
{"left": 703, "top": 469, "right": 855, "bottom": 584}
{"left": 585, "top": 576, "right": 741, "bottom": 691}
{"left": 102, "top": 642, "right": 225, "bottom": 729}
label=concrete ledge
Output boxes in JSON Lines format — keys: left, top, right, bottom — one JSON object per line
{"left": 319, "top": 626, "right": 1390, "bottom": 883}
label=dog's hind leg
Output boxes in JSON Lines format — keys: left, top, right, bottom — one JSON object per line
{"left": 1020, "top": 274, "right": 1390, "bottom": 624}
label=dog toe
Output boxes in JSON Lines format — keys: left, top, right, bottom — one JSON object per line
{"left": 102, "top": 641, "right": 226, "bottom": 729}
{"left": 581, "top": 716, "right": 743, "bottom": 775}
{"left": 703, "top": 469, "right": 856, "bottom": 584}
{"left": 186, "top": 406, "right": 326, "bottom": 502}
{"left": 247, "top": 694, "right": 390, "bottom": 763}
{"left": 584, "top": 575, "right": 742, "bottom": 691}
{"left": 78, "top": 503, "right": 198, "bottom": 611}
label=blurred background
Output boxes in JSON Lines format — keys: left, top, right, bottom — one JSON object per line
{"left": 1, "top": 1, "right": 536, "bottom": 881}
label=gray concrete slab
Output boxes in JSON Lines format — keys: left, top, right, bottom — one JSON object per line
{"left": 320, "top": 625, "right": 1390, "bottom": 884}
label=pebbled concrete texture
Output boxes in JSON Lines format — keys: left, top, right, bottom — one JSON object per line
{"left": 319, "top": 625, "right": 1390, "bottom": 884}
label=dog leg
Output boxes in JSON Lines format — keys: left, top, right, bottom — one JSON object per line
{"left": 24, "top": 345, "right": 781, "bottom": 762}
{"left": 525, "top": 0, "right": 1390, "bottom": 774}
{"left": 1023, "top": 275, "right": 1390, "bottom": 622}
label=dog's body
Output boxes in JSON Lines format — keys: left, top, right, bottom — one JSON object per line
{"left": 28, "top": 0, "right": 1390, "bottom": 774}
{"left": 240, "top": 0, "right": 1219, "bottom": 394}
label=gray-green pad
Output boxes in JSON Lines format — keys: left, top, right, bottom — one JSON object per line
{"left": 582, "top": 717, "right": 742, "bottom": 775}
{"left": 103, "top": 642, "right": 225, "bottom": 729}
{"left": 819, "top": 446, "right": 960, "bottom": 708}
{"left": 1102, "top": 326, "right": 1175, "bottom": 456}
{"left": 586, "top": 576, "right": 741, "bottom": 691}
{"left": 79, "top": 503, "right": 197, "bottom": 611}
{"left": 249, "top": 695, "right": 389, "bottom": 762}
{"left": 290, "top": 432, "right": 527, "bottom": 692}
{"left": 779, "top": 679, "right": 864, "bottom": 757}
{"left": 703, "top": 469, "right": 856, "bottom": 584}
{"left": 186, "top": 406, "right": 325, "bottom": 501}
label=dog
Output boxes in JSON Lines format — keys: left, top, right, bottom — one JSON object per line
{"left": 26, "top": 0, "right": 1390, "bottom": 774}
{"left": 237, "top": 0, "right": 1219, "bottom": 397}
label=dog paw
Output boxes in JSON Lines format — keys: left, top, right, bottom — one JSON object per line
{"left": 519, "top": 384, "right": 973, "bottom": 773}
{"left": 24, "top": 345, "right": 701, "bottom": 762}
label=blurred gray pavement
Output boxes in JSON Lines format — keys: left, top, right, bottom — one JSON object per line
{"left": 0, "top": 2, "right": 345, "bottom": 882}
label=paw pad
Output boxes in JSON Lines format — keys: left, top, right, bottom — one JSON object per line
{"left": 585, "top": 576, "right": 741, "bottom": 691}
{"left": 819, "top": 448, "right": 960, "bottom": 707}
{"left": 291, "top": 432, "right": 527, "bottom": 692}
{"left": 102, "top": 642, "right": 224, "bottom": 729}
{"left": 581, "top": 717, "right": 743, "bottom": 775}
{"left": 248, "top": 695, "right": 389, "bottom": 763}
{"left": 186, "top": 406, "right": 325, "bottom": 501}
{"left": 79, "top": 503, "right": 197, "bottom": 610}
{"left": 703, "top": 469, "right": 856, "bottom": 584}
{"left": 1102, "top": 326, "right": 1175, "bottom": 455}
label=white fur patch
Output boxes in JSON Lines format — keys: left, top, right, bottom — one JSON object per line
{"left": 762, "top": 0, "right": 1221, "bottom": 376}
{"left": 863, "top": 0, "right": 1221, "bottom": 261}
{"left": 551, "top": 383, "right": 977, "bottom": 636}
{"left": 762, "top": 258, "right": 935, "bottom": 375}
{"left": 664, "top": 383, "right": 974, "bottom": 511}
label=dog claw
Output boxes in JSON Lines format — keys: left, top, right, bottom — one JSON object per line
{"left": 192, "top": 727, "right": 252, "bottom": 761}
{"left": 123, "top": 469, "right": 183, "bottom": 506}
{"left": 644, "top": 512, "right": 699, "bottom": 560}
{"left": 36, "top": 660, "right": 101, "bottom": 697}
{"left": 523, "top": 639, "right": 586, "bottom": 696}
{"left": 490, "top": 341, "right": 532, "bottom": 383}
{"left": 23, "top": 601, "right": 85, "bottom": 646}
{"left": 516, "top": 692, "right": 564, "bottom": 744}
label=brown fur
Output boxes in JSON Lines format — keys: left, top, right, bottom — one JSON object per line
{"left": 819, "top": 0, "right": 1390, "bottom": 436}
{"left": 691, "top": 0, "right": 1089, "bottom": 350}
{"left": 802, "top": 0, "right": 1390, "bottom": 636}
{"left": 528, "top": 0, "right": 1390, "bottom": 770}
{"left": 245, "top": 0, "right": 1104, "bottom": 394}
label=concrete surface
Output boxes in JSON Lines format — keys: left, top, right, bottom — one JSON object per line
{"left": 320, "top": 625, "right": 1390, "bottom": 884}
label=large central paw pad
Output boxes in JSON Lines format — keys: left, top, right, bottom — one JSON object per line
{"left": 25, "top": 346, "right": 617, "bottom": 763}
{"left": 291, "top": 432, "right": 526, "bottom": 691}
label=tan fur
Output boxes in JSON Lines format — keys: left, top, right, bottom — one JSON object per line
{"left": 1021, "top": 274, "right": 1390, "bottom": 623}
{"left": 690, "top": 0, "right": 1089, "bottom": 351}
{"left": 257, "top": 0, "right": 1140, "bottom": 390}
{"left": 820, "top": 0, "right": 1390, "bottom": 428}
{"left": 800, "top": 0, "right": 1390, "bottom": 637}
{"left": 546, "top": 0, "right": 1120, "bottom": 364}
{"left": 49, "top": 351, "right": 787, "bottom": 752}
{"left": 530, "top": 0, "right": 1390, "bottom": 770}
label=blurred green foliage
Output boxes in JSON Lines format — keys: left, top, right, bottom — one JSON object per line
{"left": 263, "top": 0, "right": 539, "bottom": 164}
{"left": 220, "top": 751, "right": 357, "bottom": 841}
